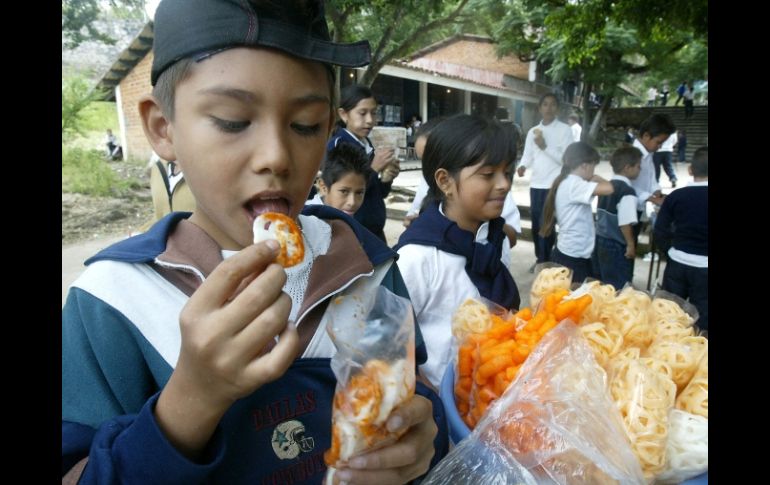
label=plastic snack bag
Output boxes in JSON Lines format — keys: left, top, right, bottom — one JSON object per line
{"left": 323, "top": 285, "right": 416, "bottom": 482}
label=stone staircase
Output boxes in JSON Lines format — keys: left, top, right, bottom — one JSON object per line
{"left": 605, "top": 106, "right": 708, "bottom": 162}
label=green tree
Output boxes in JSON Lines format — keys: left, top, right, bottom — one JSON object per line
{"left": 62, "top": 0, "right": 145, "bottom": 49}
{"left": 326, "top": 0, "right": 471, "bottom": 87}
{"left": 488, "top": 0, "right": 707, "bottom": 141}
{"left": 62, "top": 75, "right": 107, "bottom": 141}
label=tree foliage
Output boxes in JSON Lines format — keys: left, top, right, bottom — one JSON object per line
{"left": 62, "top": 0, "right": 145, "bottom": 49}
{"left": 326, "top": 0, "right": 472, "bottom": 86}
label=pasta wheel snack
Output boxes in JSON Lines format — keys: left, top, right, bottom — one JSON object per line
{"left": 451, "top": 298, "right": 493, "bottom": 340}
{"left": 656, "top": 410, "right": 708, "bottom": 484}
{"left": 609, "top": 359, "right": 677, "bottom": 479}
{"left": 650, "top": 297, "right": 694, "bottom": 327}
{"left": 252, "top": 212, "right": 305, "bottom": 267}
{"left": 579, "top": 322, "right": 624, "bottom": 368}
{"left": 600, "top": 288, "right": 653, "bottom": 349}
{"left": 646, "top": 336, "right": 708, "bottom": 391}
{"left": 530, "top": 266, "right": 572, "bottom": 310}
{"left": 676, "top": 354, "right": 708, "bottom": 418}
{"left": 576, "top": 280, "right": 617, "bottom": 324}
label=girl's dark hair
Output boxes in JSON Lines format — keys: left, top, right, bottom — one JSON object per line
{"left": 321, "top": 143, "right": 369, "bottom": 187}
{"left": 337, "top": 84, "right": 374, "bottom": 127}
{"left": 540, "top": 141, "right": 601, "bottom": 237}
{"left": 414, "top": 116, "right": 446, "bottom": 140}
{"left": 422, "top": 114, "right": 516, "bottom": 207}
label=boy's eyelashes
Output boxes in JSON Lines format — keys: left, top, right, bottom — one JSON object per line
{"left": 291, "top": 123, "right": 322, "bottom": 137}
{"left": 208, "top": 116, "right": 322, "bottom": 137}
{"left": 210, "top": 116, "right": 250, "bottom": 133}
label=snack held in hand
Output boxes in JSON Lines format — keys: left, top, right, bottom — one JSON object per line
{"left": 324, "top": 358, "right": 414, "bottom": 467}
{"left": 252, "top": 212, "right": 304, "bottom": 267}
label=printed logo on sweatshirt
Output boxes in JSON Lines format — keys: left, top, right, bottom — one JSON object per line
{"left": 253, "top": 391, "right": 317, "bottom": 432}
{"left": 271, "top": 419, "right": 316, "bottom": 460}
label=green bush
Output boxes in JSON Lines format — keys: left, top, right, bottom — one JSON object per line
{"left": 62, "top": 147, "right": 127, "bottom": 196}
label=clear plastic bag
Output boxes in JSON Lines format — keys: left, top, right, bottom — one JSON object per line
{"left": 323, "top": 285, "right": 416, "bottom": 480}
{"left": 426, "top": 322, "right": 645, "bottom": 484}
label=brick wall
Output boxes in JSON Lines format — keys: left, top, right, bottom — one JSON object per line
{"left": 422, "top": 40, "right": 529, "bottom": 80}
{"left": 118, "top": 52, "right": 154, "bottom": 162}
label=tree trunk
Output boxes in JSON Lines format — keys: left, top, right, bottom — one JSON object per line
{"left": 587, "top": 93, "right": 613, "bottom": 143}
{"left": 581, "top": 81, "right": 593, "bottom": 136}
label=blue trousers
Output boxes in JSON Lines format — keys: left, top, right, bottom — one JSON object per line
{"left": 551, "top": 247, "right": 596, "bottom": 285}
{"left": 595, "top": 236, "right": 634, "bottom": 290}
{"left": 530, "top": 188, "right": 556, "bottom": 263}
{"left": 663, "top": 258, "right": 708, "bottom": 331}
{"left": 653, "top": 151, "right": 677, "bottom": 184}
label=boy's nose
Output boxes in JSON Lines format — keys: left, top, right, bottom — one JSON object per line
{"left": 251, "top": 125, "right": 290, "bottom": 176}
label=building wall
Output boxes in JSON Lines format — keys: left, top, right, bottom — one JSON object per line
{"left": 422, "top": 40, "right": 530, "bottom": 80}
{"left": 118, "top": 52, "right": 154, "bottom": 162}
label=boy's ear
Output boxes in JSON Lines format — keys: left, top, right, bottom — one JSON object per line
{"left": 318, "top": 179, "right": 329, "bottom": 196}
{"left": 138, "top": 94, "right": 177, "bottom": 162}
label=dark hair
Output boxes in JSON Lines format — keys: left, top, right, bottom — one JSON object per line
{"left": 321, "top": 143, "right": 369, "bottom": 187}
{"left": 337, "top": 84, "right": 374, "bottom": 127}
{"left": 691, "top": 146, "right": 708, "bottom": 177}
{"left": 539, "top": 92, "right": 559, "bottom": 107}
{"left": 540, "top": 142, "right": 601, "bottom": 237}
{"left": 414, "top": 116, "right": 446, "bottom": 140}
{"left": 422, "top": 114, "right": 516, "bottom": 206}
{"left": 639, "top": 113, "right": 676, "bottom": 138}
{"left": 610, "top": 145, "right": 642, "bottom": 173}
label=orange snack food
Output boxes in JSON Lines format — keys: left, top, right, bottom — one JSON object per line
{"left": 252, "top": 212, "right": 305, "bottom": 267}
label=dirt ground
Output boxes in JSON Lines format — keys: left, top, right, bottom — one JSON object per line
{"left": 61, "top": 161, "right": 155, "bottom": 245}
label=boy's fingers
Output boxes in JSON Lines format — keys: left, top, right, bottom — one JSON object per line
{"left": 189, "top": 241, "right": 280, "bottom": 311}
{"left": 222, "top": 263, "right": 287, "bottom": 331}
{"left": 386, "top": 394, "right": 433, "bottom": 433}
{"left": 233, "top": 291, "right": 292, "bottom": 353}
{"left": 244, "top": 317, "right": 299, "bottom": 386}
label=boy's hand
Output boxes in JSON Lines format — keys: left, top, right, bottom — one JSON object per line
{"left": 155, "top": 240, "right": 300, "bottom": 458}
{"left": 402, "top": 213, "right": 418, "bottom": 228}
{"left": 517, "top": 166, "right": 526, "bottom": 177}
{"left": 625, "top": 245, "right": 636, "bottom": 259}
{"left": 648, "top": 194, "right": 665, "bottom": 206}
{"left": 177, "top": 240, "right": 299, "bottom": 405}
{"left": 329, "top": 395, "right": 437, "bottom": 485}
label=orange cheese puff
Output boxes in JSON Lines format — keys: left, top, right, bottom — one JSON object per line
{"left": 252, "top": 212, "right": 305, "bottom": 267}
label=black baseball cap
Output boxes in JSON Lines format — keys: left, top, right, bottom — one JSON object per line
{"left": 151, "top": 0, "right": 371, "bottom": 86}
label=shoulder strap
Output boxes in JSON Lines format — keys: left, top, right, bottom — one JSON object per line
{"left": 155, "top": 160, "right": 173, "bottom": 210}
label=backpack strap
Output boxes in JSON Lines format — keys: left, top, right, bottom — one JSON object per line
{"left": 155, "top": 159, "right": 173, "bottom": 210}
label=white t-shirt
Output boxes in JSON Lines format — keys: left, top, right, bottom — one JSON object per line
{"left": 630, "top": 139, "right": 661, "bottom": 211}
{"left": 396, "top": 205, "right": 512, "bottom": 387}
{"left": 520, "top": 119, "right": 574, "bottom": 189}
{"left": 610, "top": 175, "right": 639, "bottom": 226}
{"left": 555, "top": 174, "right": 598, "bottom": 259}
{"left": 570, "top": 123, "right": 582, "bottom": 142}
{"left": 659, "top": 132, "right": 678, "bottom": 153}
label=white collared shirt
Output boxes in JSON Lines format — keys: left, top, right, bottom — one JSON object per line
{"left": 555, "top": 174, "right": 598, "bottom": 258}
{"left": 520, "top": 119, "right": 574, "bottom": 189}
{"left": 630, "top": 139, "right": 661, "bottom": 211}
{"left": 396, "top": 204, "right": 512, "bottom": 387}
{"left": 610, "top": 175, "right": 639, "bottom": 226}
